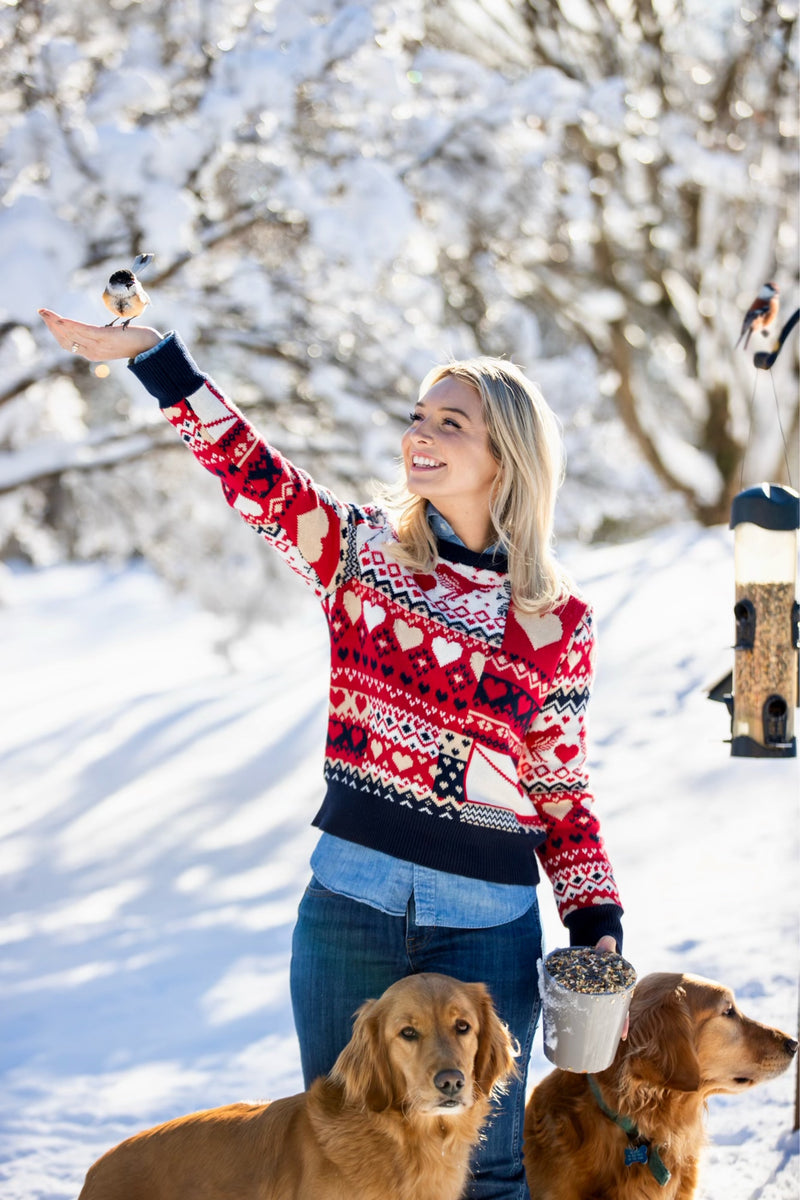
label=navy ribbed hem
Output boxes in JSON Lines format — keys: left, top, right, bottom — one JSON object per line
{"left": 312, "top": 778, "right": 544, "bottom": 887}
{"left": 564, "top": 903, "right": 625, "bottom": 953}
{"left": 128, "top": 330, "right": 207, "bottom": 408}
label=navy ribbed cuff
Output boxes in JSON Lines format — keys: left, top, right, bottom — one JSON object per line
{"left": 564, "top": 903, "right": 625, "bottom": 954}
{"left": 128, "top": 330, "right": 207, "bottom": 409}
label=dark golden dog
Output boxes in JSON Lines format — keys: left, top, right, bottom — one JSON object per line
{"left": 524, "top": 972, "right": 797, "bottom": 1200}
{"left": 78, "top": 972, "right": 516, "bottom": 1200}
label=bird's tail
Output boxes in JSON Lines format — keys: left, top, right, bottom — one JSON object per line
{"left": 132, "top": 252, "right": 155, "bottom": 275}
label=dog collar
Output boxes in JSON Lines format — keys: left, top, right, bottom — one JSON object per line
{"left": 587, "top": 1074, "right": 671, "bottom": 1188}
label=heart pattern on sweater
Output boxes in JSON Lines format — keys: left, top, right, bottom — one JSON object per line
{"left": 470, "top": 651, "right": 487, "bottom": 680}
{"left": 296, "top": 504, "right": 330, "bottom": 564}
{"left": 363, "top": 600, "right": 386, "bottom": 632}
{"left": 541, "top": 800, "right": 573, "bottom": 820}
{"left": 343, "top": 591, "right": 362, "bottom": 624}
{"left": 432, "top": 636, "right": 461, "bottom": 667}
{"left": 394, "top": 619, "right": 424, "bottom": 651}
{"left": 516, "top": 610, "right": 563, "bottom": 651}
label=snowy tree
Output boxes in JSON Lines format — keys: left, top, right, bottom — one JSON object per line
{"left": 0, "top": 0, "right": 796, "bottom": 620}
{"left": 418, "top": 0, "right": 799, "bottom": 522}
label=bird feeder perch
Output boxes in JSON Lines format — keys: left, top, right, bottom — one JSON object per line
{"left": 729, "top": 483, "right": 799, "bottom": 757}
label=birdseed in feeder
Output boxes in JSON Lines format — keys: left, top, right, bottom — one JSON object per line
{"left": 734, "top": 580, "right": 797, "bottom": 700}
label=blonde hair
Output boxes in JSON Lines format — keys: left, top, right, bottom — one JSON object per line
{"left": 384, "top": 357, "right": 572, "bottom": 615}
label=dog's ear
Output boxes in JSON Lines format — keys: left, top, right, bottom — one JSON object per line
{"left": 329, "top": 998, "right": 396, "bottom": 1111}
{"left": 624, "top": 977, "right": 701, "bottom": 1093}
{"left": 467, "top": 983, "right": 519, "bottom": 1097}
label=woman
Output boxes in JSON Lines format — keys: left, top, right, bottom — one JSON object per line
{"left": 39, "top": 310, "right": 624, "bottom": 1200}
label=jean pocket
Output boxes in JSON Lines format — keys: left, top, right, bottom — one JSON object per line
{"left": 304, "top": 873, "right": 337, "bottom": 898}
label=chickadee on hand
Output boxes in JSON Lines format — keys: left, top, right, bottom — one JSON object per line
{"left": 736, "top": 281, "right": 780, "bottom": 350}
{"left": 102, "top": 253, "right": 155, "bottom": 328}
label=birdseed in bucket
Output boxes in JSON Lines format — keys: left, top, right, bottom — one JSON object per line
{"left": 541, "top": 948, "right": 637, "bottom": 1072}
{"left": 544, "top": 947, "right": 636, "bottom": 994}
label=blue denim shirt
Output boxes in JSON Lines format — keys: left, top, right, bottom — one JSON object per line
{"left": 311, "top": 505, "right": 537, "bottom": 929}
{"left": 310, "top": 835, "right": 536, "bottom": 928}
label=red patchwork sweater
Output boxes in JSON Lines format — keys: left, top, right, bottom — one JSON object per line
{"left": 130, "top": 334, "right": 623, "bottom": 945}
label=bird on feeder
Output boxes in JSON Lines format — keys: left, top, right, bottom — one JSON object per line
{"left": 735, "top": 281, "right": 780, "bottom": 350}
{"left": 754, "top": 307, "right": 799, "bottom": 372}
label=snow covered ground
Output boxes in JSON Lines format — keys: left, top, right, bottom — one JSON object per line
{"left": 0, "top": 522, "right": 798, "bottom": 1199}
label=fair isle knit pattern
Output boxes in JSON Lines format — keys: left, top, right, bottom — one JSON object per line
{"left": 133, "top": 334, "right": 622, "bottom": 929}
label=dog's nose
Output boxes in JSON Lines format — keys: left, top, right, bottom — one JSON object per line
{"left": 784, "top": 1036, "right": 798, "bottom": 1057}
{"left": 434, "top": 1069, "right": 465, "bottom": 1097}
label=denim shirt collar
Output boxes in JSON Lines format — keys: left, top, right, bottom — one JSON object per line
{"left": 426, "top": 502, "right": 502, "bottom": 556}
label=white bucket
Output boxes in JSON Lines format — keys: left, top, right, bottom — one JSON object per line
{"left": 541, "top": 947, "right": 637, "bottom": 1073}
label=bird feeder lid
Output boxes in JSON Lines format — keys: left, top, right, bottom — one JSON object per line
{"left": 730, "top": 484, "right": 800, "bottom": 532}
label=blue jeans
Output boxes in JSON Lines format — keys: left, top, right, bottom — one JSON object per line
{"left": 290, "top": 876, "right": 542, "bottom": 1200}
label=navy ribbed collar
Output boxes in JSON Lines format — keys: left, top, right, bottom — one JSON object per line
{"left": 435, "top": 537, "right": 508, "bottom": 572}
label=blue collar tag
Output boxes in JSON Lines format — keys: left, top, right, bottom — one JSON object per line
{"left": 624, "top": 1145, "right": 648, "bottom": 1167}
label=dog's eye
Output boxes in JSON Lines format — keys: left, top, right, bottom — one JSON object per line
{"left": 722, "top": 1004, "right": 737, "bottom": 1018}
{"left": 399, "top": 1026, "right": 419, "bottom": 1040}
{"left": 455, "top": 1020, "right": 471, "bottom": 1035}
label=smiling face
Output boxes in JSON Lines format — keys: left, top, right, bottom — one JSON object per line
{"left": 401, "top": 374, "right": 500, "bottom": 551}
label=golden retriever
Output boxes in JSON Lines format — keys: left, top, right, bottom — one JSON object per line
{"left": 77, "top": 972, "right": 517, "bottom": 1200}
{"left": 524, "top": 972, "right": 797, "bottom": 1200}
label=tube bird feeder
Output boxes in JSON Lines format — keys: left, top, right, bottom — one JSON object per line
{"left": 730, "top": 483, "right": 799, "bottom": 757}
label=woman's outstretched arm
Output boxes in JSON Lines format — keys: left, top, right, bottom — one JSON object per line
{"left": 42, "top": 314, "right": 363, "bottom": 600}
